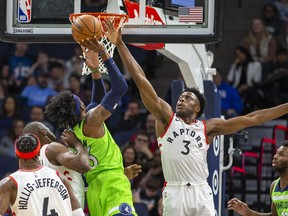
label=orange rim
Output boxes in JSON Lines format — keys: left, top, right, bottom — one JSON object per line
{"left": 69, "top": 12, "right": 129, "bottom": 28}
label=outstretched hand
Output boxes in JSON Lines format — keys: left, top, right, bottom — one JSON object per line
{"left": 124, "top": 164, "right": 142, "bottom": 180}
{"left": 102, "top": 18, "right": 123, "bottom": 46}
{"left": 78, "top": 37, "right": 105, "bottom": 54}
{"left": 227, "top": 198, "right": 249, "bottom": 216}
{"left": 80, "top": 46, "right": 99, "bottom": 70}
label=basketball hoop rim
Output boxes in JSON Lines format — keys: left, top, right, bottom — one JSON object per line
{"left": 69, "top": 12, "right": 129, "bottom": 23}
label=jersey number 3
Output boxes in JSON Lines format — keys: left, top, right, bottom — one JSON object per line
{"left": 181, "top": 140, "right": 190, "bottom": 155}
{"left": 43, "top": 197, "right": 59, "bottom": 216}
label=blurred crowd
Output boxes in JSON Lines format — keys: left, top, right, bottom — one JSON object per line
{"left": 1, "top": 0, "right": 288, "bottom": 215}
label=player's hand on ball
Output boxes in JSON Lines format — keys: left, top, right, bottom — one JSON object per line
{"left": 81, "top": 46, "right": 99, "bottom": 70}
{"left": 78, "top": 37, "right": 105, "bottom": 54}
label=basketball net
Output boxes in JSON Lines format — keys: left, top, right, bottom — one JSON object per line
{"left": 80, "top": 16, "right": 127, "bottom": 75}
{"left": 82, "top": 35, "right": 116, "bottom": 75}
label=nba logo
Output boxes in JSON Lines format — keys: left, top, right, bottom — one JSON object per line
{"left": 18, "top": 0, "right": 31, "bottom": 23}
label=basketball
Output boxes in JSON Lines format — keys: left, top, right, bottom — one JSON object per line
{"left": 71, "top": 14, "right": 102, "bottom": 42}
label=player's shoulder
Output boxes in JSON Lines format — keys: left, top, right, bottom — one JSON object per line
{"left": 45, "top": 142, "right": 68, "bottom": 156}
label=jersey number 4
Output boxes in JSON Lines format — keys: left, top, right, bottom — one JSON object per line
{"left": 43, "top": 197, "right": 59, "bottom": 216}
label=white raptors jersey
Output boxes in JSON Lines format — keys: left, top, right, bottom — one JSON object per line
{"left": 39, "top": 144, "right": 85, "bottom": 209}
{"left": 157, "top": 113, "right": 209, "bottom": 183}
{"left": 9, "top": 166, "right": 72, "bottom": 216}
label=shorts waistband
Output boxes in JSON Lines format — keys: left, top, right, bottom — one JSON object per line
{"left": 165, "top": 181, "right": 207, "bottom": 187}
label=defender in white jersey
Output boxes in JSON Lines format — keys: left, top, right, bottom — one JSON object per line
{"left": 23, "top": 121, "right": 90, "bottom": 209}
{"left": 0, "top": 133, "right": 82, "bottom": 216}
{"left": 104, "top": 18, "right": 288, "bottom": 216}
{"left": 23, "top": 122, "right": 141, "bottom": 210}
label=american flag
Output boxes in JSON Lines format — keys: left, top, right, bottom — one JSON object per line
{"left": 179, "top": 7, "right": 203, "bottom": 23}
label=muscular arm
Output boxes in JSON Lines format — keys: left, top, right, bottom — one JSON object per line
{"left": 0, "top": 177, "right": 15, "bottom": 215}
{"left": 82, "top": 47, "right": 106, "bottom": 111}
{"left": 103, "top": 19, "right": 173, "bottom": 129}
{"left": 46, "top": 142, "right": 90, "bottom": 174}
{"left": 116, "top": 42, "right": 172, "bottom": 124}
{"left": 79, "top": 38, "right": 128, "bottom": 138}
{"left": 207, "top": 103, "right": 288, "bottom": 141}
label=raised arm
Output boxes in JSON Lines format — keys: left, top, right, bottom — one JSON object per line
{"left": 79, "top": 37, "right": 128, "bottom": 128}
{"left": 81, "top": 46, "right": 106, "bottom": 111}
{"left": 45, "top": 130, "right": 90, "bottom": 173}
{"left": 0, "top": 177, "right": 15, "bottom": 215}
{"left": 103, "top": 19, "right": 173, "bottom": 125}
{"left": 207, "top": 103, "right": 288, "bottom": 139}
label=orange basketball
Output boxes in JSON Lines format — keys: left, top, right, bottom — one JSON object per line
{"left": 71, "top": 14, "right": 102, "bottom": 42}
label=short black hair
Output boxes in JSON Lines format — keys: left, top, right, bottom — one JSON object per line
{"left": 15, "top": 133, "right": 39, "bottom": 154}
{"left": 182, "top": 87, "right": 206, "bottom": 118}
{"left": 45, "top": 90, "right": 80, "bottom": 128}
{"left": 282, "top": 140, "right": 288, "bottom": 147}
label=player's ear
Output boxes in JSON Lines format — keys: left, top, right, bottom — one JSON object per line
{"left": 195, "top": 105, "right": 200, "bottom": 113}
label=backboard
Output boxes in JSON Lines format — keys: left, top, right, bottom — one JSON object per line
{"left": 0, "top": 0, "right": 223, "bottom": 44}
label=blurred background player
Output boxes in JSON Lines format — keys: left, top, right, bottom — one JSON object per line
{"left": 228, "top": 140, "right": 288, "bottom": 215}
{"left": 0, "top": 133, "right": 84, "bottom": 216}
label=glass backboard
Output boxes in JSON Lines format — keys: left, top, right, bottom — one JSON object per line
{"left": 0, "top": 0, "right": 223, "bottom": 44}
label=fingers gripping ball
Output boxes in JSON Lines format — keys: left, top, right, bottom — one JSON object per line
{"left": 71, "top": 15, "right": 102, "bottom": 42}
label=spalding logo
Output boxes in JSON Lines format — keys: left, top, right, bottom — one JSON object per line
{"left": 74, "top": 22, "right": 84, "bottom": 32}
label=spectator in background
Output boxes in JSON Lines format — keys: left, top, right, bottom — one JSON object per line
{"left": 47, "top": 61, "right": 69, "bottom": 92}
{"left": 132, "top": 131, "right": 154, "bottom": 174}
{"left": 0, "top": 83, "right": 7, "bottom": 108}
{"left": 0, "top": 95, "right": 20, "bottom": 130}
{"left": 69, "top": 73, "right": 89, "bottom": 105}
{"left": 276, "top": 24, "right": 288, "bottom": 52}
{"left": 0, "top": 119, "right": 25, "bottom": 157}
{"left": 227, "top": 46, "right": 263, "bottom": 113}
{"left": 157, "top": 197, "right": 163, "bottom": 216}
{"left": 213, "top": 68, "right": 243, "bottom": 118}
{"left": 274, "top": 0, "right": 288, "bottom": 22}
{"left": 111, "top": 99, "right": 147, "bottom": 133}
{"left": 28, "top": 50, "right": 50, "bottom": 77}
{"left": 138, "top": 150, "right": 164, "bottom": 189}
{"left": 143, "top": 113, "right": 158, "bottom": 153}
{"left": 65, "top": 46, "right": 85, "bottom": 79}
{"left": 262, "top": 3, "right": 286, "bottom": 37}
{"left": 242, "top": 18, "right": 277, "bottom": 79}
{"left": 134, "top": 177, "right": 162, "bottom": 216}
{"left": 122, "top": 145, "right": 142, "bottom": 190}
{"left": 260, "top": 48, "right": 288, "bottom": 106}
{"left": 0, "top": 64, "right": 15, "bottom": 95}
{"left": 130, "top": 113, "right": 158, "bottom": 153}
{"left": 7, "top": 43, "right": 33, "bottom": 93}
{"left": 29, "top": 106, "right": 55, "bottom": 133}
{"left": 20, "top": 71, "right": 57, "bottom": 108}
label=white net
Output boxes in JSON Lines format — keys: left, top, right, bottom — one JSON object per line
{"left": 81, "top": 36, "right": 116, "bottom": 75}
{"left": 81, "top": 16, "right": 127, "bottom": 75}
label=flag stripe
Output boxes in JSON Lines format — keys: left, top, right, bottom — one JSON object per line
{"left": 179, "top": 6, "right": 203, "bottom": 23}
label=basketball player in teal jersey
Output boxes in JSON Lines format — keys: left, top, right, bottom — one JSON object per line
{"left": 228, "top": 140, "right": 288, "bottom": 215}
{"left": 45, "top": 39, "right": 138, "bottom": 216}
{"left": 102, "top": 18, "right": 288, "bottom": 216}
